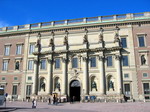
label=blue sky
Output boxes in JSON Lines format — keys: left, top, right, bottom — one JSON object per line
{"left": 0, "top": 0, "right": 150, "bottom": 27}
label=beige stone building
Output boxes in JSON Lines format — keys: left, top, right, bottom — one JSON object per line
{"left": 0, "top": 12, "right": 150, "bottom": 102}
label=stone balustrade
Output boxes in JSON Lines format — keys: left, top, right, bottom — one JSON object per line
{"left": 0, "top": 12, "right": 150, "bottom": 33}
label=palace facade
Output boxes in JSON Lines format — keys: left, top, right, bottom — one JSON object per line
{"left": 0, "top": 12, "right": 150, "bottom": 102}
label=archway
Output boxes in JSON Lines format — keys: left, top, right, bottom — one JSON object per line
{"left": 70, "top": 80, "right": 80, "bottom": 101}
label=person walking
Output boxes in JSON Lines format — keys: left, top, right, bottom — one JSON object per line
{"left": 32, "top": 99, "right": 37, "bottom": 109}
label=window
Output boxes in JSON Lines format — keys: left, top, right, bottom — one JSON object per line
{"left": 72, "top": 58, "right": 78, "bottom": 68}
{"left": 122, "top": 56, "right": 129, "bottom": 66}
{"left": 143, "top": 83, "right": 150, "bottom": 95}
{"left": 28, "top": 77, "right": 32, "bottom": 81}
{"left": 16, "top": 45, "right": 22, "bottom": 55}
{"left": 55, "top": 58, "right": 60, "bottom": 69}
{"left": 14, "top": 77, "right": 18, "bottom": 80}
{"left": 40, "top": 59, "right": 46, "bottom": 69}
{"left": 143, "top": 73, "right": 148, "bottom": 78}
{"left": 26, "top": 85, "right": 32, "bottom": 96}
{"left": 4, "top": 45, "right": 10, "bottom": 56}
{"left": 28, "top": 60, "right": 34, "bottom": 70}
{"left": 124, "top": 74, "right": 129, "bottom": 78}
{"left": 2, "top": 77, "right": 5, "bottom": 81}
{"left": 107, "top": 56, "right": 112, "bottom": 67}
{"left": 2, "top": 60, "right": 8, "bottom": 71}
{"left": 90, "top": 57, "right": 96, "bottom": 67}
{"left": 12, "top": 85, "right": 17, "bottom": 95}
{"left": 121, "top": 38, "right": 127, "bottom": 48}
{"left": 15, "top": 61, "right": 20, "bottom": 70}
{"left": 138, "top": 36, "right": 145, "bottom": 47}
{"left": 124, "top": 84, "right": 131, "bottom": 96}
{"left": 29, "top": 44, "right": 35, "bottom": 54}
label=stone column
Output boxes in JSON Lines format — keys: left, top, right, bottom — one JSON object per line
{"left": 115, "top": 55, "right": 123, "bottom": 94}
{"left": 62, "top": 57, "right": 67, "bottom": 95}
{"left": 82, "top": 55, "right": 89, "bottom": 95}
{"left": 32, "top": 58, "right": 38, "bottom": 95}
{"left": 47, "top": 57, "right": 53, "bottom": 95}
{"left": 98, "top": 55, "right": 105, "bottom": 95}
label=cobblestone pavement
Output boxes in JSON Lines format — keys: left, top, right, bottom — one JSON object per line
{"left": 0, "top": 101, "right": 150, "bottom": 112}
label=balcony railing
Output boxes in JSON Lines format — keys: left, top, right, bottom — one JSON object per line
{"left": 0, "top": 12, "right": 150, "bottom": 33}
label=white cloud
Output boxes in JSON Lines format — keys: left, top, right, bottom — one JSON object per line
{"left": 0, "top": 21, "right": 9, "bottom": 28}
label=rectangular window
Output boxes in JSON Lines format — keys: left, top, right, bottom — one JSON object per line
{"left": 2, "top": 61, "right": 8, "bottom": 71}
{"left": 124, "top": 84, "right": 131, "bottom": 96}
{"left": 29, "top": 44, "right": 35, "bottom": 54}
{"left": 124, "top": 74, "right": 129, "bottom": 78}
{"left": 107, "top": 56, "right": 112, "bottom": 67}
{"left": 12, "top": 85, "right": 17, "bottom": 95}
{"left": 2, "top": 77, "right": 5, "bottom": 80}
{"left": 121, "top": 38, "right": 127, "bottom": 48}
{"left": 90, "top": 57, "right": 96, "bottom": 67}
{"left": 55, "top": 58, "right": 60, "bottom": 69}
{"left": 143, "top": 73, "right": 148, "bottom": 78}
{"left": 40, "top": 59, "right": 46, "bottom": 69}
{"left": 4, "top": 45, "right": 10, "bottom": 56}
{"left": 122, "top": 56, "right": 129, "bottom": 66}
{"left": 16, "top": 45, "right": 22, "bottom": 55}
{"left": 26, "top": 85, "right": 32, "bottom": 96}
{"left": 72, "top": 58, "right": 78, "bottom": 68}
{"left": 28, "top": 60, "right": 34, "bottom": 70}
{"left": 28, "top": 77, "right": 32, "bottom": 81}
{"left": 143, "top": 83, "right": 150, "bottom": 95}
{"left": 15, "top": 61, "right": 20, "bottom": 70}
{"left": 14, "top": 77, "right": 18, "bottom": 81}
{"left": 138, "top": 36, "right": 145, "bottom": 47}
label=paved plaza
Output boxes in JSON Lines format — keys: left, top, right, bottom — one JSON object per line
{"left": 0, "top": 101, "right": 150, "bottom": 112}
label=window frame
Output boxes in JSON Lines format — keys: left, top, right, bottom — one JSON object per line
{"left": 2, "top": 60, "right": 9, "bottom": 71}
{"left": 121, "top": 37, "right": 127, "bottom": 48}
{"left": 107, "top": 56, "right": 113, "bottom": 67}
{"left": 55, "top": 58, "right": 61, "bottom": 69}
{"left": 16, "top": 44, "right": 22, "bottom": 55}
{"left": 4, "top": 45, "right": 11, "bottom": 56}
{"left": 72, "top": 57, "right": 78, "bottom": 68}
{"left": 122, "top": 55, "right": 129, "bottom": 66}
{"left": 29, "top": 43, "right": 35, "bottom": 54}
{"left": 28, "top": 60, "right": 34, "bottom": 70}
{"left": 90, "top": 56, "right": 97, "bottom": 68}
{"left": 40, "top": 59, "right": 47, "bottom": 70}
{"left": 138, "top": 35, "right": 146, "bottom": 47}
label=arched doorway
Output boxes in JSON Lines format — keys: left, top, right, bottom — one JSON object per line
{"left": 70, "top": 80, "right": 80, "bottom": 101}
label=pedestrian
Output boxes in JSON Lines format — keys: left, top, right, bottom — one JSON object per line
{"left": 53, "top": 95, "right": 56, "bottom": 105}
{"left": 32, "top": 99, "right": 37, "bottom": 109}
{"left": 48, "top": 97, "right": 51, "bottom": 105}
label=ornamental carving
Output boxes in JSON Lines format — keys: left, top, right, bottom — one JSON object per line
{"left": 82, "top": 56, "right": 88, "bottom": 61}
{"left": 115, "top": 55, "right": 121, "bottom": 60}
{"left": 49, "top": 38, "right": 54, "bottom": 47}
{"left": 114, "top": 33, "right": 120, "bottom": 42}
{"left": 62, "top": 57, "right": 67, "bottom": 63}
{"left": 99, "top": 33, "right": 103, "bottom": 43}
{"left": 63, "top": 36, "right": 68, "bottom": 45}
{"left": 48, "top": 58, "right": 53, "bottom": 64}
{"left": 98, "top": 56, "right": 104, "bottom": 61}
{"left": 83, "top": 35, "right": 88, "bottom": 44}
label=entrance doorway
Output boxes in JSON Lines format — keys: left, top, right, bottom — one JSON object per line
{"left": 70, "top": 80, "right": 80, "bottom": 101}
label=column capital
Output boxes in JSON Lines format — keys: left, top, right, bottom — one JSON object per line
{"left": 115, "top": 55, "right": 121, "bottom": 60}
{"left": 61, "top": 57, "right": 67, "bottom": 63}
{"left": 98, "top": 56, "right": 104, "bottom": 61}
{"left": 47, "top": 58, "right": 53, "bottom": 64}
{"left": 82, "top": 56, "right": 88, "bottom": 62}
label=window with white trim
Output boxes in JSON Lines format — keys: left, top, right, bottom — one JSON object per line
{"left": 4, "top": 45, "right": 10, "bottom": 56}
{"left": 16, "top": 44, "right": 22, "bottom": 55}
